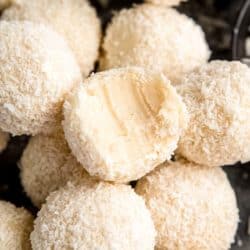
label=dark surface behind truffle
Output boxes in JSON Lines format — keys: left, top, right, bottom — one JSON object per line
{"left": 0, "top": 0, "right": 249, "bottom": 249}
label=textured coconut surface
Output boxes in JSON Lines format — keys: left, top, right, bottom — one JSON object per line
{"left": 0, "top": 0, "right": 249, "bottom": 249}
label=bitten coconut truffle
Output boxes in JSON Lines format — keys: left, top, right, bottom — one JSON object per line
{"left": 20, "top": 132, "right": 96, "bottom": 208}
{"left": 177, "top": 60, "right": 250, "bottom": 167}
{"left": 0, "top": 129, "right": 9, "bottom": 152}
{"left": 0, "top": 200, "right": 33, "bottom": 250}
{"left": 3, "top": 0, "right": 101, "bottom": 77}
{"left": 0, "top": 21, "right": 81, "bottom": 136}
{"left": 63, "top": 67, "right": 188, "bottom": 182}
{"left": 145, "top": 0, "right": 186, "bottom": 7}
{"left": 136, "top": 159, "right": 239, "bottom": 250}
{"left": 31, "top": 183, "right": 156, "bottom": 250}
{"left": 100, "top": 4, "right": 210, "bottom": 84}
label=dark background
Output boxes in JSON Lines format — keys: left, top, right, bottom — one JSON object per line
{"left": 0, "top": 0, "right": 249, "bottom": 249}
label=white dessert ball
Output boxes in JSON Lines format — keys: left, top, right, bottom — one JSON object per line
{"left": 2, "top": 0, "right": 101, "bottom": 77}
{"left": 136, "top": 159, "right": 239, "bottom": 250}
{"left": 0, "top": 200, "right": 34, "bottom": 250}
{"left": 63, "top": 67, "right": 188, "bottom": 182}
{"left": 0, "top": 129, "right": 9, "bottom": 152}
{"left": 31, "top": 183, "right": 156, "bottom": 250}
{"left": 177, "top": 60, "right": 250, "bottom": 167}
{"left": 145, "top": 0, "right": 187, "bottom": 7}
{"left": 100, "top": 4, "right": 210, "bottom": 84}
{"left": 20, "top": 132, "right": 96, "bottom": 208}
{"left": 0, "top": 21, "right": 82, "bottom": 136}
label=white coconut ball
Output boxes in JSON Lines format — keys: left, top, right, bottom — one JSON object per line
{"left": 2, "top": 0, "right": 101, "bottom": 77}
{"left": 63, "top": 67, "right": 188, "bottom": 183}
{"left": 0, "top": 200, "right": 34, "bottom": 250}
{"left": 20, "top": 132, "right": 96, "bottom": 208}
{"left": 100, "top": 4, "right": 210, "bottom": 84}
{"left": 0, "top": 129, "right": 9, "bottom": 152}
{"left": 177, "top": 60, "right": 250, "bottom": 167}
{"left": 0, "top": 21, "right": 82, "bottom": 136}
{"left": 136, "top": 159, "right": 239, "bottom": 250}
{"left": 145, "top": 0, "right": 187, "bottom": 7}
{"left": 31, "top": 183, "right": 156, "bottom": 250}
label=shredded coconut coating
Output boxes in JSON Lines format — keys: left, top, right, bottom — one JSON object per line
{"left": 31, "top": 183, "right": 156, "bottom": 250}
{"left": 0, "top": 129, "right": 9, "bottom": 152}
{"left": 0, "top": 200, "right": 34, "bottom": 250}
{"left": 100, "top": 4, "right": 210, "bottom": 84}
{"left": 3, "top": 0, "right": 101, "bottom": 77}
{"left": 0, "top": 21, "right": 82, "bottom": 136}
{"left": 145, "top": 0, "right": 186, "bottom": 7}
{"left": 63, "top": 67, "right": 188, "bottom": 182}
{"left": 177, "top": 60, "right": 250, "bottom": 167}
{"left": 20, "top": 131, "right": 96, "bottom": 208}
{"left": 136, "top": 159, "right": 239, "bottom": 250}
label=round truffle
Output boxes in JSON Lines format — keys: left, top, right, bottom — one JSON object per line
{"left": 0, "top": 129, "right": 9, "bottom": 152}
{"left": 3, "top": 0, "right": 101, "bottom": 77}
{"left": 100, "top": 4, "right": 210, "bottom": 84}
{"left": 31, "top": 183, "right": 156, "bottom": 250}
{"left": 20, "top": 132, "right": 96, "bottom": 208}
{"left": 0, "top": 21, "right": 81, "bottom": 136}
{"left": 177, "top": 60, "right": 250, "bottom": 167}
{"left": 63, "top": 67, "right": 188, "bottom": 182}
{"left": 136, "top": 159, "right": 239, "bottom": 250}
{"left": 145, "top": 0, "right": 186, "bottom": 7}
{"left": 0, "top": 200, "right": 33, "bottom": 250}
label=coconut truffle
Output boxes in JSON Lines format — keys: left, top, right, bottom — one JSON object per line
{"left": 63, "top": 67, "right": 188, "bottom": 182}
{"left": 2, "top": 0, "right": 101, "bottom": 77}
{"left": 100, "top": 4, "right": 210, "bottom": 84}
{"left": 145, "top": 0, "right": 186, "bottom": 7}
{"left": 177, "top": 60, "right": 250, "bottom": 167}
{"left": 0, "top": 21, "right": 81, "bottom": 136}
{"left": 136, "top": 159, "right": 239, "bottom": 250}
{"left": 31, "top": 183, "right": 156, "bottom": 250}
{"left": 0, "top": 200, "right": 33, "bottom": 250}
{"left": 20, "top": 132, "right": 95, "bottom": 208}
{"left": 0, "top": 129, "right": 9, "bottom": 152}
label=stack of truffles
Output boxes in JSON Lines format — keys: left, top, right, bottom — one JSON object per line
{"left": 0, "top": 0, "right": 245, "bottom": 249}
